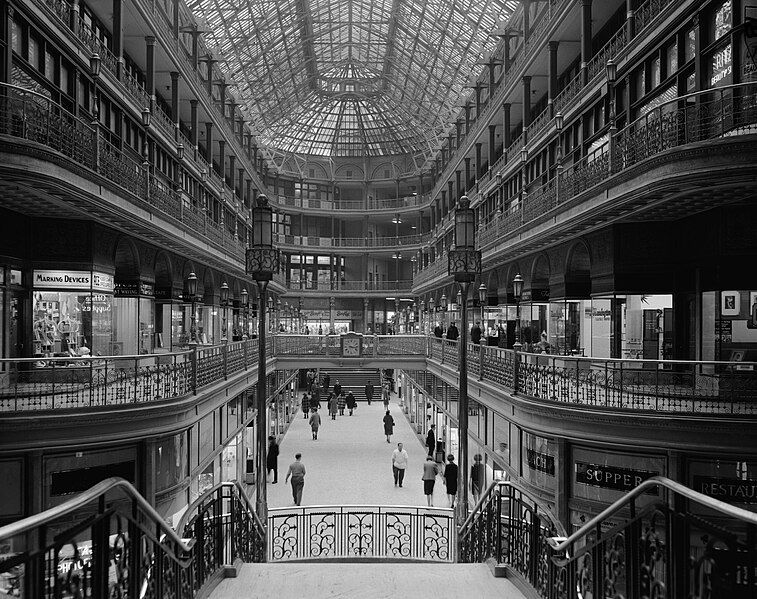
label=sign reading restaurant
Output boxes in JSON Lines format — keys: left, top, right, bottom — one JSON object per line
{"left": 33, "top": 270, "right": 115, "bottom": 292}
{"left": 692, "top": 476, "right": 757, "bottom": 504}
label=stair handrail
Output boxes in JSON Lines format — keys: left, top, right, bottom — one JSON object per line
{"left": 176, "top": 479, "right": 265, "bottom": 535}
{"left": 0, "top": 476, "right": 192, "bottom": 552}
{"left": 547, "top": 474, "right": 757, "bottom": 555}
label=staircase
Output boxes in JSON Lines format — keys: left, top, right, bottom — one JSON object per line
{"left": 211, "top": 563, "right": 523, "bottom": 598}
{"left": 318, "top": 368, "right": 381, "bottom": 401}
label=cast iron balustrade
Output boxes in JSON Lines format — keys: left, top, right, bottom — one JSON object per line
{"left": 275, "top": 195, "right": 426, "bottom": 211}
{"left": 274, "top": 233, "right": 429, "bottom": 249}
{"left": 459, "top": 477, "right": 757, "bottom": 599}
{"left": 0, "top": 478, "right": 264, "bottom": 599}
{"left": 268, "top": 505, "right": 454, "bottom": 562}
{"left": 286, "top": 279, "right": 413, "bottom": 292}
{"left": 442, "top": 81, "right": 757, "bottom": 261}
{"left": 0, "top": 83, "right": 249, "bottom": 263}
{"left": 428, "top": 337, "right": 757, "bottom": 415}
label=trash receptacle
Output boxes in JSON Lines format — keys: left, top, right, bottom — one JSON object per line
{"left": 434, "top": 439, "right": 446, "bottom": 463}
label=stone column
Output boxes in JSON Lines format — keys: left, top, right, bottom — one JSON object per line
{"left": 190, "top": 100, "right": 198, "bottom": 158}
{"left": 170, "top": 71, "right": 180, "bottom": 141}
{"left": 205, "top": 122, "right": 213, "bottom": 164}
{"left": 455, "top": 171, "right": 462, "bottom": 203}
{"left": 363, "top": 298, "right": 370, "bottom": 333}
{"left": 329, "top": 297, "right": 335, "bottom": 334}
{"left": 112, "top": 0, "right": 123, "bottom": 77}
{"left": 548, "top": 41, "right": 559, "bottom": 117}
{"left": 447, "top": 181, "right": 454, "bottom": 212}
{"left": 502, "top": 102, "right": 511, "bottom": 148}
{"left": 488, "top": 125, "right": 497, "bottom": 167}
{"left": 464, "top": 158, "right": 471, "bottom": 193}
{"left": 625, "top": 0, "right": 635, "bottom": 39}
{"left": 145, "top": 37, "right": 156, "bottom": 111}
{"left": 522, "top": 76, "right": 532, "bottom": 130}
{"left": 475, "top": 143, "right": 482, "bottom": 178}
{"left": 218, "top": 139, "right": 226, "bottom": 182}
{"left": 581, "top": 0, "right": 593, "bottom": 85}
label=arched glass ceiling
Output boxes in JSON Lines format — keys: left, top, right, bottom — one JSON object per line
{"left": 186, "top": 0, "right": 519, "bottom": 161}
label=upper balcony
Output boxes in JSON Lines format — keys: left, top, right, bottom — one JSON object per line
{"left": 274, "top": 194, "right": 427, "bottom": 215}
{"left": 282, "top": 280, "right": 413, "bottom": 297}
{"left": 274, "top": 233, "right": 430, "bottom": 252}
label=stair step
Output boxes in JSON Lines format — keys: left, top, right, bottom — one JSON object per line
{"left": 210, "top": 562, "right": 526, "bottom": 598}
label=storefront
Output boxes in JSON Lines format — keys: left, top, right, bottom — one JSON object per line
{"left": 31, "top": 269, "right": 114, "bottom": 357}
{"left": 113, "top": 281, "right": 155, "bottom": 355}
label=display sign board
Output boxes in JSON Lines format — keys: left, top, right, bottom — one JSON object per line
{"left": 526, "top": 449, "right": 555, "bottom": 475}
{"left": 114, "top": 282, "right": 155, "bottom": 297}
{"left": 575, "top": 462, "right": 659, "bottom": 494}
{"left": 33, "top": 270, "right": 115, "bottom": 292}
{"left": 692, "top": 476, "right": 757, "bottom": 503}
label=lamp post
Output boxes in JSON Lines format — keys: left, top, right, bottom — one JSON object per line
{"left": 419, "top": 300, "right": 425, "bottom": 334}
{"left": 478, "top": 283, "right": 487, "bottom": 326}
{"left": 185, "top": 272, "right": 198, "bottom": 344}
{"left": 246, "top": 193, "right": 279, "bottom": 529}
{"left": 513, "top": 274, "right": 524, "bottom": 351}
{"left": 240, "top": 288, "right": 249, "bottom": 339}
{"left": 440, "top": 293, "right": 447, "bottom": 331}
{"left": 555, "top": 112, "right": 564, "bottom": 202}
{"left": 606, "top": 59, "right": 618, "bottom": 173}
{"left": 429, "top": 298, "right": 436, "bottom": 334}
{"left": 267, "top": 296, "right": 274, "bottom": 333}
{"left": 447, "top": 195, "right": 481, "bottom": 526}
{"left": 220, "top": 281, "right": 229, "bottom": 342}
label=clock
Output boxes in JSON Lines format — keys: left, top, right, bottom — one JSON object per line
{"left": 341, "top": 335, "right": 362, "bottom": 357}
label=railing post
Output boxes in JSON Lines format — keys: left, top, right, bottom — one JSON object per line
{"left": 575, "top": 358, "right": 580, "bottom": 403}
{"left": 51, "top": 360, "right": 56, "bottom": 408}
{"left": 479, "top": 345, "right": 484, "bottom": 380}
{"left": 191, "top": 347, "right": 198, "bottom": 394}
{"left": 619, "top": 360, "right": 624, "bottom": 408}
{"left": 513, "top": 350, "right": 519, "bottom": 394}
{"left": 223, "top": 344, "right": 228, "bottom": 380}
{"left": 134, "top": 357, "right": 139, "bottom": 403}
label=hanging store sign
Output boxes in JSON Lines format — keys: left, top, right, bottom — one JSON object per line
{"left": 33, "top": 270, "right": 115, "bottom": 292}
{"left": 575, "top": 462, "right": 659, "bottom": 494}
{"left": 692, "top": 476, "right": 757, "bottom": 504}
{"left": 526, "top": 449, "right": 555, "bottom": 475}
{"left": 92, "top": 272, "right": 115, "bottom": 293}
{"left": 114, "top": 282, "right": 155, "bottom": 297}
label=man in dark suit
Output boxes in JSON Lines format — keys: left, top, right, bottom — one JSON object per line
{"left": 446, "top": 322, "right": 459, "bottom": 340}
{"left": 426, "top": 424, "right": 436, "bottom": 457}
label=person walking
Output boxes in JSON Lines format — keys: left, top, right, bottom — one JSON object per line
{"left": 446, "top": 321, "right": 459, "bottom": 340}
{"left": 426, "top": 424, "right": 436, "bottom": 457}
{"left": 383, "top": 410, "right": 395, "bottom": 443}
{"left": 309, "top": 409, "right": 322, "bottom": 440}
{"left": 382, "top": 383, "right": 390, "bottom": 410}
{"left": 471, "top": 321, "right": 482, "bottom": 345}
{"left": 322, "top": 372, "right": 330, "bottom": 393}
{"left": 391, "top": 442, "right": 409, "bottom": 487}
{"left": 365, "top": 382, "right": 374, "bottom": 405}
{"left": 333, "top": 380, "right": 342, "bottom": 398}
{"left": 443, "top": 454, "right": 458, "bottom": 508}
{"left": 471, "top": 454, "right": 485, "bottom": 504}
{"left": 422, "top": 456, "right": 440, "bottom": 507}
{"left": 346, "top": 391, "right": 356, "bottom": 415}
{"left": 306, "top": 369, "right": 314, "bottom": 393}
{"left": 285, "top": 453, "right": 306, "bottom": 506}
{"left": 328, "top": 393, "right": 338, "bottom": 420}
{"left": 301, "top": 393, "right": 310, "bottom": 419}
{"left": 434, "top": 323, "right": 443, "bottom": 338}
{"left": 309, "top": 391, "right": 321, "bottom": 413}
{"left": 337, "top": 391, "right": 346, "bottom": 416}
{"left": 266, "top": 436, "right": 280, "bottom": 484}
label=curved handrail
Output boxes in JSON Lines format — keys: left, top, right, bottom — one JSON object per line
{"left": 0, "top": 476, "right": 193, "bottom": 552}
{"left": 549, "top": 475, "right": 757, "bottom": 555}
{"left": 176, "top": 479, "right": 264, "bottom": 534}
{"left": 0, "top": 349, "right": 192, "bottom": 364}
{"left": 459, "top": 478, "right": 567, "bottom": 537}
{"left": 269, "top": 503, "right": 453, "bottom": 512}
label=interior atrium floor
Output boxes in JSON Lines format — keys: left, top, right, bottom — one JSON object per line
{"left": 264, "top": 390, "right": 451, "bottom": 508}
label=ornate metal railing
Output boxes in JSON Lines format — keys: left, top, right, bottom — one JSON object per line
{"left": 272, "top": 335, "right": 428, "bottom": 359}
{"left": 461, "top": 477, "right": 757, "bottom": 599}
{"left": 463, "top": 82, "right": 757, "bottom": 258}
{"left": 274, "top": 233, "right": 429, "bottom": 249}
{"left": 268, "top": 504, "right": 454, "bottom": 562}
{"left": 0, "top": 477, "right": 264, "bottom": 599}
{"left": 275, "top": 194, "right": 426, "bottom": 211}
{"left": 0, "top": 83, "right": 248, "bottom": 263}
{"left": 285, "top": 279, "right": 413, "bottom": 292}
{"left": 459, "top": 480, "right": 565, "bottom": 591}
{"left": 428, "top": 337, "right": 757, "bottom": 415}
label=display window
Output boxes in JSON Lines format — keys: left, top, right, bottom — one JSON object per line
{"left": 155, "top": 432, "right": 188, "bottom": 493}
{"left": 704, "top": 289, "right": 757, "bottom": 364}
{"left": 688, "top": 457, "right": 757, "bottom": 509}
{"left": 521, "top": 432, "right": 557, "bottom": 490}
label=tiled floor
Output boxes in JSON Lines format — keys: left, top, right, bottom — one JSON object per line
{"left": 267, "top": 392, "right": 451, "bottom": 508}
{"left": 211, "top": 563, "right": 523, "bottom": 599}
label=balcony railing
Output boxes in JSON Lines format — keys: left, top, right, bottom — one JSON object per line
{"left": 431, "top": 82, "right": 757, "bottom": 261}
{"left": 275, "top": 233, "right": 429, "bottom": 249}
{"left": 268, "top": 505, "right": 454, "bottom": 562}
{"left": 0, "top": 83, "right": 247, "bottom": 262}
{"left": 428, "top": 337, "right": 757, "bottom": 415}
{"left": 276, "top": 194, "right": 426, "bottom": 211}
{"left": 285, "top": 280, "right": 413, "bottom": 292}
{"left": 460, "top": 477, "right": 757, "bottom": 599}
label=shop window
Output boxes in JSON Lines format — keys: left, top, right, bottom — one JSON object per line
{"left": 155, "top": 432, "right": 188, "bottom": 492}
{"left": 665, "top": 42, "right": 678, "bottom": 75}
{"left": 713, "top": 0, "right": 732, "bottom": 42}
{"left": 650, "top": 56, "right": 661, "bottom": 89}
{"left": 11, "top": 18, "right": 22, "bottom": 56}
{"left": 28, "top": 35, "right": 39, "bottom": 70}
{"left": 709, "top": 43, "right": 733, "bottom": 88}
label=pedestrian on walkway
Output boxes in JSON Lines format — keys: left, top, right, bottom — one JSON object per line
{"left": 285, "top": 453, "right": 306, "bottom": 506}
{"left": 346, "top": 391, "right": 356, "bottom": 415}
{"left": 267, "top": 436, "right": 279, "bottom": 484}
{"left": 301, "top": 393, "right": 310, "bottom": 419}
{"left": 310, "top": 391, "right": 321, "bottom": 413}
{"left": 333, "top": 380, "right": 342, "bottom": 398}
{"left": 382, "top": 383, "right": 390, "bottom": 409}
{"left": 337, "top": 391, "right": 346, "bottom": 415}
{"left": 471, "top": 454, "right": 485, "bottom": 504}
{"left": 391, "top": 442, "right": 408, "bottom": 487}
{"left": 446, "top": 321, "right": 459, "bottom": 340}
{"left": 426, "top": 424, "right": 436, "bottom": 457}
{"left": 328, "top": 393, "right": 338, "bottom": 420}
{"left": 365, "top": 382, "right": 374, "bottom": 405}
{"left": 434, "top": 323, "right": 443, "bottom": 338}
{"left": 383, "top": 410, "right": 395, "bottom": 443}
{"left": 309, "top": 409, "right": 322, "bottom": 439}
{"left": 422, "top": 456, "right": 440, "bottom": 507}
{"left": 471, "top": 321, "right": 482, "bottom": 345}
{"left": 322, "top": 372, "right": 331, "bottom": 393}
{"left": 306, "top": 369, "right": 314, "bottom": 393}
{"left": 443, "top": 454, "right": 458, "bottom": 508}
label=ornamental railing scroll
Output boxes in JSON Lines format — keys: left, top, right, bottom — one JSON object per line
{"left": 268, "top": 504, "right": 454, "bottom": 562}
{"left": 460, "top": 477, "right": 757, "bottom": 599}
{"left": 426, "top": 337, "right": 757, "bottom": 416}
{"left": 0, "top": 477, "right": 266, "bottom": 599}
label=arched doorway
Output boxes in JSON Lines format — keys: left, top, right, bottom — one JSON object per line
{"left": 112, "top": 237, "right": 147, "bottom": 355}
